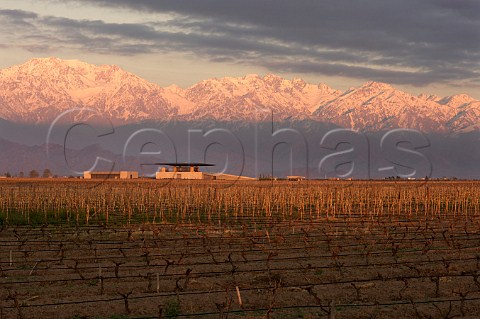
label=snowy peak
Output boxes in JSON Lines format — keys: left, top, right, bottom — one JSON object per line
{"left": 317, "top": 83, "right": 339, "bottom": 94}
{"left": 164, "top": 84, "right": 184, "bottom": 95}
{"left": 2, "top": 57, "right": 130, "bottom": 83}
{"left": 0, "top": 57, "right": 177, "bottom": 123}
{"left": 438, "top": 94, "right": 476, "bottom": 108}
{"left": 183, "top": 74, "right": 341, "bottom": 121}
{"left": 361, "top": 81, "right": 394, "bottom": 90}
{"left": 313, "top": 81, "right": 479, "bottom": 133}
{"left": 343, "top": 81, "right": 394, "bottom": 97}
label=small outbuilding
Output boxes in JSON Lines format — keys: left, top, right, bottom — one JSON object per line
{"left": 83, "top": 171, "right": 138, "bottom": 180}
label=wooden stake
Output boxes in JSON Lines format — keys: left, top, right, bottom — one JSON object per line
{"left": 235, "top": 286, "right": 243, "bottom": 307}
{"left": 29, "top": 260, "right": 40, "bottom": 276}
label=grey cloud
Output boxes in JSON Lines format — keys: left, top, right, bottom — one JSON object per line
{"left": 264, "top": 59, "right": 480, "bottom": 86}
{"left": 0, "top": 9, "right": 39, "bottom": 30}
{"left": 58, "top": 0, "right": 480, "bottom": 86}
{"left": 5, "top": 1, "right": 480, "bottom": 86}
{"left": 0, "top": 9, "right": 38, "bottom": 19}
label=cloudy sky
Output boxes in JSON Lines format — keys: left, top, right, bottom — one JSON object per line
{"left": 0, "top": 0, "right": 478, "bottom": 98}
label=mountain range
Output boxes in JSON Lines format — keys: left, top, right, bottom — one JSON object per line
{"left": 1, "top": 57, "right": 479, "bottom": 133}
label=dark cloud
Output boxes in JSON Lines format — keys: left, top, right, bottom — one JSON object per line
{"left": 0, "top": 9, "right": 37, "bottom": 19}
{"left": 2, "top": 1, "right": 480, "bottom": 87}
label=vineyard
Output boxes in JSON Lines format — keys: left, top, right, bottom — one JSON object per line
{"left": 1, "top": 179, "right": 480, "bottom": 318}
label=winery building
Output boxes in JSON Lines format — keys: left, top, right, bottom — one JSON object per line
{"left": 154, "top": 163, "right": 256, "bottom": 181}
{"left": 155, "top": 163, "right": 213, "bottom": 180}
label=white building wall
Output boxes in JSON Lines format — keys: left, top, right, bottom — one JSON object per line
{"left": 155, "top": 172, "right": 204, "bottom": 180}
{"left": 120, "top": 171, "right": 139, "bottom": 179}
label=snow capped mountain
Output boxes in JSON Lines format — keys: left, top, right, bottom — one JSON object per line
{"left": 182, "top": 74, "right": 341, "bottom": 121}
{"left": 0, "top": 57, "right": 479, "bottom": 133}
{"left": 313, "top": 81, "right": 458, "bottom": 132}
{"left": 0, "top": 57, "right": 177, "bottom": 124}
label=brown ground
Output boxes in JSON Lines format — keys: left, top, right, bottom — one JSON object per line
{"left": 2, "top": 213, "right": 480, "bottom": 318}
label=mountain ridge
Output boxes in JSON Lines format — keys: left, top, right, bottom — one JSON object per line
{"left": 0, "top": 57, "right": 479, "bottom": 133}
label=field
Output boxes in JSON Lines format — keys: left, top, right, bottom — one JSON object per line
{"left": 1, "top": 179, "right": 480, "bottom": 318}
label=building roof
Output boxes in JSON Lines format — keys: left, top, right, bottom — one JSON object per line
{"left": 146, "top": 162, "right": 215, "bottom": 167}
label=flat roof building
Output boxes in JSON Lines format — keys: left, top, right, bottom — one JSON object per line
{"left": 83, "top": 171, "right": 138, "bottom": 180}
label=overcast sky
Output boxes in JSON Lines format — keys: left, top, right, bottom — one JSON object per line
{"left": 0, "top": 0, "right": 478, "bottom": 98}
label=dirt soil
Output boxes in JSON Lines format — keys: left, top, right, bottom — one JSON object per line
{"left": 2, "top": 213, "right": 480, "bottom": 319}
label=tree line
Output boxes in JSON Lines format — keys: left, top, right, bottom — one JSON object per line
{"left": 2, "top": 169, "right": 55, "bottom": 178}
